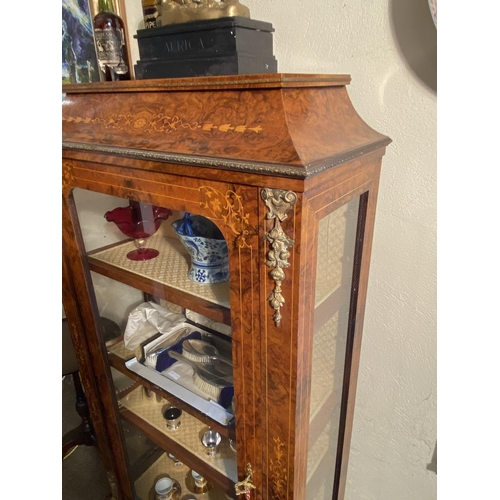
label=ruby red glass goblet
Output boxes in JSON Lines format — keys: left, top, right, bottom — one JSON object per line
{"left": 104, "top": 201, "right": 172, "bottom": 261}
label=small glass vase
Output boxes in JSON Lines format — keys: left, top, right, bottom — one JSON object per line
{"left": 104, "top": 200, "right": 172, "bottom": 261}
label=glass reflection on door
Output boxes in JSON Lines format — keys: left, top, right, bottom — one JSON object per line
{"left": 306, "top": 197, "right": 360, "bottom": 500}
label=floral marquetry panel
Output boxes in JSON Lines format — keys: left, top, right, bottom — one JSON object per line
{"left": 200, "top": 187, "right": 253, "bottom": 249}
{"left": 62, "top": 88, "right": 301, "bottom": 165}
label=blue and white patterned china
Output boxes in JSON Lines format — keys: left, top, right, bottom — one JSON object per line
{"left": 172, "top": 213, "right": 229, "bottom": 284}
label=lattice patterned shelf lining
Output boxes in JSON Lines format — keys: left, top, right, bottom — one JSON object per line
{"left": 120, "top": 386, "right": 238, "bottom": 482}
{"left": 89, "top": 233, "right": 231, "bottom": 309}
{"left": 314, "top": 198, "right": 359, "bottom": 308}
{"left": 134, "top": 452, "right": 233, "bottom": 500}
{"left": 309, "top": 312, "right": 341, "bottom": 422}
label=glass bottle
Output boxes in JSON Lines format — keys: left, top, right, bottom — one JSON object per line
{"left": 142, "top": 0, "right": 161, "bottom": 28}
{"left": 93, "top": 0, "right": 131, "bottom": 81}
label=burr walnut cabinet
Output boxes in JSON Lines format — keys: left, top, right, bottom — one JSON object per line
{"left": 62, "top": 73, "right": 391, "bottom": 500}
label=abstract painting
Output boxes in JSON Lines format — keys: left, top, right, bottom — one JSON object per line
{"left": 62, "top": 0, "right": 101, "bottom": 83}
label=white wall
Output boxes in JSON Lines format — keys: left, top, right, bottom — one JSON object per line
{"left": 123, "top": 2, "right": 437, "bottom": 498}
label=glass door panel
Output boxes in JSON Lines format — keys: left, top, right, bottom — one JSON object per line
{"left": 72, "top": 188, "right": 237, "bottom": 499}
{"left": 306, "top": 197, "right": 360, "bottom": 500}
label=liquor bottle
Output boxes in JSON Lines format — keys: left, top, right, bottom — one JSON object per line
{"left": 93, "top": 0, "right": 131, "bottom": 81}
{"left": 142, "top": 0, "right": 161, "bottom": 29}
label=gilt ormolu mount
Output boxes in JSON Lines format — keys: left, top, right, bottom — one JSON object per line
{"left": 160, "top": 0, "right": 251, "bottom": 25}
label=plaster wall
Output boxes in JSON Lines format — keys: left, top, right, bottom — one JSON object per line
{"left": 120, "top": 1, "right": 437, "bottom": 498}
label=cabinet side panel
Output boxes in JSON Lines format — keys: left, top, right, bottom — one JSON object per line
{"left": 62, "top": 252, "right": 120, "bottom": 499}
{"left": 257, "top": 154, "right": 383, "bottom": 500}
{"left": 305, "top": 197, "right": 360, "bottom": 500}
{"left": 282, "top": 87, "right": 388, "bottom": 166}
{"left": 62, "top": 184, "right": 135, "bottom": 500}
{"left": 303, "top": 156, "right": 383, "bottom": 500}
{"left": 335, "top": 170, "right": 381, "bottom": 499}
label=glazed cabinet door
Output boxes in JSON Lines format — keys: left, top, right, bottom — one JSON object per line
{"left": 304, "top": 196, "right": 361, "bottom": 500}
{"left": 259, "top": 162, "right": 381, "bottom": 500}
{"left": 62, "top": 159, "right": 263, "bottom": 500}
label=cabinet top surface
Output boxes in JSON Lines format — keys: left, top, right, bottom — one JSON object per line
{"left": 62, "top": 73, "right": 390, "bottom": 179}
{"left": 62, "top": 73, "right": 351, "bottom": 94}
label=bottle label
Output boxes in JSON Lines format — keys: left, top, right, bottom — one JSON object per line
{"left": 143, "top": 7, "right": 159, "bottom": 28}
{"left": 94, "top": 27, "right": 129, "bottom": 74}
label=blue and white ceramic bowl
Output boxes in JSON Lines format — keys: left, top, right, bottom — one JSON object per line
{"left": 172, "top": 214, "right": 229, "bottom": 284}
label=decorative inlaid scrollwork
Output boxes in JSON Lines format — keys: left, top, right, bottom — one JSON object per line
{"left": 62, "top": 161, "right": 74, "bottom": 190}
{"left": 199, "top": 186, "right": 252, "bottom": 248}
{"left": 261, "top": 189, "right": 298, "bottom": 327}
{"left": 63, "top": 112, "right": 263, "bottom": 135}
{"left": 269, "top": 436, "right": 288, "bottom": 499}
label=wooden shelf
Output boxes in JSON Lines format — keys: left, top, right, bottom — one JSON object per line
{"left": 118, "top": 386, "right": 237, "bottom": 494}
{"left": 88, "top": 234, "right": 231, "bottom": 326}
{"left": 108, "top": 341, "right": 236, "bottom": 440}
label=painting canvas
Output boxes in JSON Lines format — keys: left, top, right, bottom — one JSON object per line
{"left": 62, "top": 0, "right": 101, "bottom": 83}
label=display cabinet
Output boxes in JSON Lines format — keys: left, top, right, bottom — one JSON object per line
{"left": 62, "top": 73, "right": 391, "bottom": 500}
